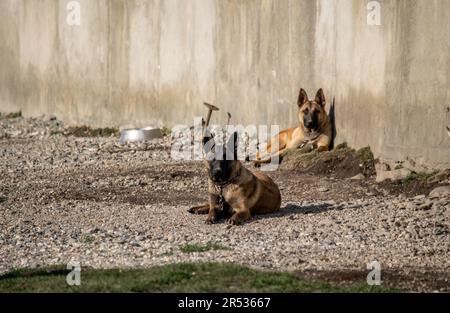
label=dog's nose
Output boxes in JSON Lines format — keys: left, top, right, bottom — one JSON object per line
{"left": 212, "top": 168, "right": 222, "bottom": 177}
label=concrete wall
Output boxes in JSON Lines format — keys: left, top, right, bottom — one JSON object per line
{"left": 1, "top": 0, "right": 449, "bottom": 166}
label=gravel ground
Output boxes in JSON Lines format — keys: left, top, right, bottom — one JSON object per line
{"left": 0, "top": 115, "right": 449, "bottom": 291}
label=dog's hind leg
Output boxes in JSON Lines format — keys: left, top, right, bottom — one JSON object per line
{"left": 253, "top": 148, "right": 287, "bottom": 166}
{"left": 253, "top": 157, "right": 272, "bottom": 166}
{"left": 255, "top": 134, "right": 287, "bottom": 163}
{"left": 188, "top": 203, "right": 210, "bottom": 214}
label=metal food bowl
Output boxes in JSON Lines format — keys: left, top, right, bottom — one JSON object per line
{"left": 119, "top": 127, "right": 163, "bottom": 143}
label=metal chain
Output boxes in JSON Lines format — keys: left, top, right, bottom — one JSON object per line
{"left": 214, "top": 184, "right": 225, "bottom": 212}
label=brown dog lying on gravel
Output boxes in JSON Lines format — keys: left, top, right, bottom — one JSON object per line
{"left": 189, "top": 132, "right": 281, "bottom": 225}
{"left": 254, "top": 88, "right": 332, "bottom": 165}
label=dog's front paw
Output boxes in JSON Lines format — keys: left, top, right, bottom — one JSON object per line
{"left": 188, "top": 205, "right": 209, "bottom": 215}
{"left": 298, "top": 144, "right": 313, "bottom": 154}
{"left": 226, "top": 215, "right": 242, "bottom": 226}
{"left": 205, "top": 216, "right": 217, "bottom": 224}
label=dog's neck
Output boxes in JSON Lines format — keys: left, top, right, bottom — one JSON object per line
{"left": 303, "top": 126, "right": 320, "bottom": 139}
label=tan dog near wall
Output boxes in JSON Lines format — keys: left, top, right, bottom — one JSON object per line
{"left": 254, "top": 88, "right": 332, "bottom": 165}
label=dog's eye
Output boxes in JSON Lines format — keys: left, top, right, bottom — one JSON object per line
{"left": 303, "top": 109, "right": 309, "bottom": 114}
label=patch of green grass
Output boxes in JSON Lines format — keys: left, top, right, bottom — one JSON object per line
{"left": 50, "top": 127, "right": 119, "bottom": 137}
{"left": 334, "top": 142, "right": 348, "bottom": 150}
{"left": 357, "top": 146, "right": 374, "bottom": 164}
{"left": 161, "top": 126, "right": 171, "bottom": 137}
{"left": 82, "top": 235, "right": 95, "bottom": 244}
{"left": 59, "top": 126, "right": 119, "bottom": 137}
{"left": 50, "top": 130, "right": 64, "bottom": 136}
{"left": 357, "top": 147, "right": 375, "bottom": 175}
{"left": 403, "top": 172, "right": 435, "bottom": 184}
{"left": 180, "top": 242, "right": 229, "bottom": 253}
{"left": 97, "top": 127, "right": 119, "bottom": 137}
{"left": 5, "top": 111, "right": 22, "bottom": 118}
{"left": 0, "top": 262, "right": 398, "bottom": 293}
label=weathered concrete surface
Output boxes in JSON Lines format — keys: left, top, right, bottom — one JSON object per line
{"left": 0, "top": 0, "right": 449, "bottom": 166}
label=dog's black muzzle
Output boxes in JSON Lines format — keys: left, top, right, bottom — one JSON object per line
{"left": 304, "top": 115, "right": 318, "bottom": 131}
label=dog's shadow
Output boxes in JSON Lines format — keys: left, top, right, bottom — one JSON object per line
{"left": 207, "top": 202, "right": 343, "bottom": 225}
{"left": 253, "top": 202, "right": 341, "bottom": 222}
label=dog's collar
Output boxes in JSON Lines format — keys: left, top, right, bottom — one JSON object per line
{"left": 213, "top": 183, "right": 224, "bottom": 195}
{"left": 299, "top": 131, "right": 321, "bottom": 148}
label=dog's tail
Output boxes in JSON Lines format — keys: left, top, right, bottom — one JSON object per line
{"left": 328, "top": 97, "right": 336, "bottom": 150}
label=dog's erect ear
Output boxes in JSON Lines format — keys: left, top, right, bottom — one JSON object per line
{"left": 297, "top": 88, "right": 308, "bottom": 107}
{"left": 315, "top": 88, "right": 326, "bottom": 107}
{"left": 226, "top": 131, "right": 238, "bottom": 160}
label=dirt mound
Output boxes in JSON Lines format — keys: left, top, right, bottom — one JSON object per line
{"left": 280, "top": 144, "right": 375, "bottom": 179}
{"left": 379, "top": 172, "right": 448, "bottom": 197}
{"left": 61, "top": 126, "right": 119, "bottom": 137}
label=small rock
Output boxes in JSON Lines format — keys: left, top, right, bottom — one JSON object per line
{"left": 414, "top": 195, "right": 426, "bottom": 200}
{"left": 257, "top": 261, "right": 272, "bottom": 268}
{"left": 427, "top": 170, "right": 449, "bottom": 185}
{"left": 429, "top": 186, "right": 450, "bottom": 198}
{"left": 318, "top": 187, "right": 329, "bottom": 192}
{"left": 44, "top": 114, "right": 57, "bottom": 122}
{"left": 418, "top": 201, "right": 433, "bottom": 211}
{"left": 376, "top": 167, "right": 412, "bottom": 183}
{"left": 406, "top": 202, "right": 417, "bottom": 210}
{"left": 375, "top": 162, "right": 390, "bottom": 172}
{"left": 402, "top": 158, "right": 435, "bottom": 175}
{"left": 350, "top": 173, "right": 365, "bottom": 180}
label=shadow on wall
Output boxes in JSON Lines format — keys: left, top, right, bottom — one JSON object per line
{"left": 328, "top": 97, "right": 337, "bottom": 150}
{"left": 446, "top": 106, "right": 450, "bottom": 138}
